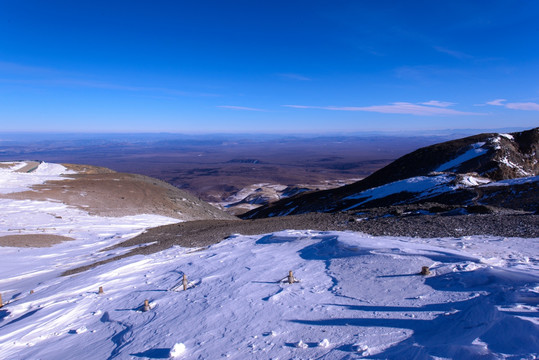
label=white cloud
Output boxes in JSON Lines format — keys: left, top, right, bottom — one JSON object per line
{"left": 0, "top": 61, "right": 220, "bottom": 98}
{"left": 434, "top": 46, "right": 473, "bottom": 60}
{"left": 283, "top": 102, "right": 484, "bottom": 116}
{"left": 421, "top": 100, "right": 455, "bottom": 108}
{"left": 486, "top": 99, "right": 539, "bottom": 111}
{"left": 217, "top": 105, "right": 266, "bottom": 112}
{"left": 505, "top": 102, "right": 539, "bottom": 111}
{"left": 0, "top": 61, "right": 59, "bottom": 75}
{"left": 282, "top": 105, "right": 312, "bottom": 109}
{"left": 486, "top": 99, "right": 507, "bottom": 106}
{"left": 277, "top": 73, "right": 311, "bottom": 81}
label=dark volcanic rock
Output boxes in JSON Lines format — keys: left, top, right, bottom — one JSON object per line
{"left": 243, "top": 128, "right": 539, "bottom": 219}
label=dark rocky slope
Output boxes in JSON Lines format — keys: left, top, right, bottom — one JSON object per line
{"left": 242, "top": 128, "right": 539, "bottom": 218}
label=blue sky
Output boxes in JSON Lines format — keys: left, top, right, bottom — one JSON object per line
{"left": 0, "top": 0, "right": 538, "bottom": 133}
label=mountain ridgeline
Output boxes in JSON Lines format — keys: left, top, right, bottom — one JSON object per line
{"left": 242, "top": 127, "right": 539, "bottom": 218}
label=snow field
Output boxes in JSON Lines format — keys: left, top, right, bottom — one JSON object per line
{"left": 344, "top": 174, "right": 456, "bottom": 209}
{"left": 0, "top": 161, "right": 76, "bottom": 194}
{"left": 435, "top": 142, "right": 487, "bottom": 172}
{"left": 0, "top": 197, "right": 179, "bottom": 297}
{"left": 1, "top": 230, "right": 537, "bottom": 359}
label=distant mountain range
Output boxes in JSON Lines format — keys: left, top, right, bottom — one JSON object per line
{"left": 243, "top": 127, "right": 539, "bottom": 218}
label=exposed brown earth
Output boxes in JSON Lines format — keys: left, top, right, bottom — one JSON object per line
{"left": 0, "top": 234, "right": 74, "bottom": 247}
{"left": 14, "top": 161, "right": 41, "bottom": 173}
{"left": 0, "top": 135, "right": 445, "bottom": 205}
{"left": 0, "top": 163, "right": 235, "bottom": 221}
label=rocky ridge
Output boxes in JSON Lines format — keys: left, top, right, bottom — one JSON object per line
{"left": 243, "top": 128, "right": 539, "bottom": 218}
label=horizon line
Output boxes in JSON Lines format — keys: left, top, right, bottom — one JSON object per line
{"left": 0, "top": 126, "right": 532, "bottom": 137}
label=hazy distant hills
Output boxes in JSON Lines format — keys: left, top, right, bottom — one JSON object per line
{"left": 0, "top": 131, "right": 492, "bottom": 207}
{"left": 243, "top": 127, "right": 539, "bottom": 218}
{"left": 2, "top": 128, "right": 537, "bottom": 220}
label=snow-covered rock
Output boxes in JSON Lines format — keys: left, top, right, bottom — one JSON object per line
{"left": 169, "top": 343, "right": 186, "bottom": 357}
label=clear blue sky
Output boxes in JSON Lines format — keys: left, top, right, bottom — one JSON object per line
{"left": 0, "top": 1, "right": 538, "bottom": 133}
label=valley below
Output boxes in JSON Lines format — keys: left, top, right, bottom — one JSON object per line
{"left": 0, "top": 132, "right": 459, "bottom": 214}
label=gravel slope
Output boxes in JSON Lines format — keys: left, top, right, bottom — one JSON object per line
{"left": 63, "top": 206, "right": 539, "bottom": 275}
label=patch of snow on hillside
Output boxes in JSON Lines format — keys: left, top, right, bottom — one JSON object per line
{"left": 482, "top": 175, "right": 539, "bottom": 187}
{"left": 491, "top": 136, "right": 502, "bottom": 150}
{"left": 0, "top": 161, "right": 77, "bottom": 194}
{"left": 0, "top": 230, "right": 537, "bottom": 359}
{"left": 458, "top": 175, "right": 492, "bottom": 187}
{"left": 344, "top": 174, "right": 454, "bottom": 208}
{"left": 435, "top": 142, "right": 487, "bottom": 172}
{"left": 499, "top": 156, "right": 533, "bottom": 176}
{"left": 500, "top": 133, "right": 514, "bottom": 140}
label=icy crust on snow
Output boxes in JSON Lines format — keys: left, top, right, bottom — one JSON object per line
{"left": 344, "top": 174, "right": 455, "bottom": 208}
{"left": 435, "top": 142, "right": 487, "bottom": 172}
{"left": 0, "top": 230, "right": 537, "bottom": 359}
{"left": 0, "top": 161, "right": 77, "bottom": 194}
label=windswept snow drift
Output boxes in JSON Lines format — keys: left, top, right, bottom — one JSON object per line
{"left": 0, "top": 230, "right": 537, "bottom": 359}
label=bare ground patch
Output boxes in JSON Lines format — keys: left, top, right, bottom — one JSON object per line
{"left": 0, "top": 162, "right": 17, "bottom": 169}
{"left": 0, "top": 166, "right": 234, "bottom": 221}
{"left": 0, "top": 234, "right": 74, "bottom": 247}
{"left": 14, "top": 161, "right": 41, "bottom": 173}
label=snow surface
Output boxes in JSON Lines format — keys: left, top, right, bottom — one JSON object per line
{"left": 457, "top": 175, "right": 492, "bottom": 187}
{"left": 0, "top": 162, "right": 181, "bottom": 332}
{"left": 0, "top": 161, "right": 76, "bottom": 194}
{"left": 0, "top": 197, "right": 180, "bottom": 304}
{"left": 500, "top": 133, "right": 515, "bottom": 140}
{"left": 435, "top": 143, "right": 487, "bottom": 172}
{"left": 344, "top": 174, "right": 455, "bottom": 209}
{"left": 1, "top": 229, "right": 537, "bottom": 359}
{"left": 482, "top": 175, "right": 539, "bottom": 187}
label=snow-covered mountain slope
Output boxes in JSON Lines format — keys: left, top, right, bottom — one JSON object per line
{"left": 0, "top": 230, "right": 537, "bottom": 359}
{"left": 0, "top": 161, "right": 235, "bottom": 221}
{"left": 243, "top": 128, "right": 539, "bottom": 218}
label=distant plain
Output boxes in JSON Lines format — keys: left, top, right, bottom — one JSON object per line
{"left": 0, "top": 132, "right": 486, "bottom": 204}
